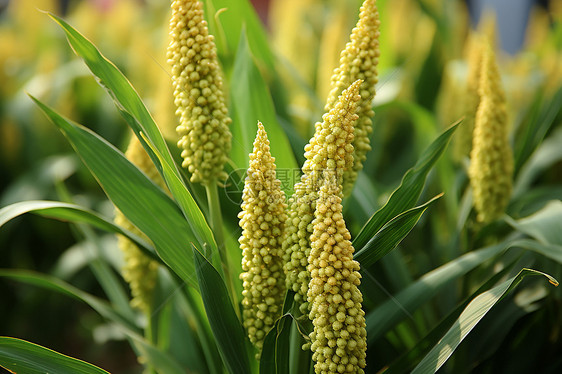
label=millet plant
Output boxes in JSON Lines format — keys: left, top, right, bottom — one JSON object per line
{"left": 1, "top": 0, "right": 561, "bottom": 373}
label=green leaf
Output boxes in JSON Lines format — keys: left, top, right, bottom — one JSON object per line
{"left": 230, "top": 30, "right": 298, "bottom": 195}
{"left": 192, "top": 247, "right": 251, "bottom": 374}
{"left": 260, "top": 314, "right": 293, "bottom": 374}
{"left": 0, "top": 200, "right": 156, "bottom": 260}
{"left": 353, "top": 120, "right": 460, "bottom": 250}
{"left": 382, "top": 259, "right": 518, "bottom": 374}
{"left": 506, "top": 200, "right": 562, "bottom": 246}
{"left": 365, "top": 242, "right": 507, "bottom": 342}
{"left": 203, "top": 0, "right": 275, "bottom": 69}
{"left": 514, "top": 127, "right": 562, "bottom": 198}
{"left": 411, "top": 268, "right": 558, "bottom": 374}
{"left": 514, "top": 86, "right": 562, "bottom": 175}
{"left": 140, "top": 133, "right": 220, "bottom": 269}
{"left": 31, "top": 97, "right": 199, "bottom": 288}
{"left": 0, "top": 337, "right": 110, "bottom": 374}
{"left": 355, "top": 194, "right": 443, "bottom": 268}
{"left": 0, "top": 270, "right": 186, "bottom": 374}
{"left": 48, "top": 13, "right": 179, "bottom": 182}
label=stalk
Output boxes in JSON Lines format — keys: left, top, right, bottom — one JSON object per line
{"left": 205, "top": 181, "right": 239, "bottom": 312}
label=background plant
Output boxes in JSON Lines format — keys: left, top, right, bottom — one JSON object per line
{"left": 0, "top": 0, "right": 561, "bottom": 373}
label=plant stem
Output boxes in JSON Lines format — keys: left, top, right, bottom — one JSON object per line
{"left": 205, "top": 181, "right": 239, "bottom": 313}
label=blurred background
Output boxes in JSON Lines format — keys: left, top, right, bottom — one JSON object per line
{"left": 0, "top": 0, "right": 559, "bottom": 372}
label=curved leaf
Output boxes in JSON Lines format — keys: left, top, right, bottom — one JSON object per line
{"left": 0, "top": 337, "right": 109, "bottom": 374}
{"left": 0, "top": 200, "right": 156, "bottom": 260}
{"left": 353, "top": 120, "right": 460, "bottom": 250}
{"left": 355, "top": 194, "right": 442, "bottom": 268}
{"left": 412, "top": 268, "right": 558, "bottom": 374}
{"left": 0, "top": 270, "right": 186, "bottom": 374}
{"left": 365, "top": 243, "right": 508, "bottom": 342}
{"left": 31, "top": 97, "right": 198, "bottom": 287}
{"left": 506, "top": 200, "right": 562, "bottom": 246}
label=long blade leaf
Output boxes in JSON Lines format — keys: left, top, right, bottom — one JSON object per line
{"left": 31, "top": 96, "right": 198, "bottom": 288}
{"left": 353, "top": 121, "right": 460, "bottom": 250}
{"left": 192, "top": 247, "right": 251, "bottom": 374}
{"left": 0, "top": 200, "right": 156, "bottom": 260}
{"left": 411, "top": 268, "right": 558, "bottom": 374}
{"left": 355, "top": 194, "right": 443, "bottom": 267}
{"left": 0, "top": 337, "right": 110, "bottom": 374}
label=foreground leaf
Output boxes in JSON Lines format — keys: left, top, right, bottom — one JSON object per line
{"left": 48, "top": 14, "right": 179, "bottom": 181}
{"left": 365, "top": 243, "right": 507, "bottom": 342}
{"left": 412, "top": 268, "right": 558, "bottom": 374}
{"left": 506, "top": 200, "right": 562, "bottom": 246}
{"left": 192, "top": 247, "right": 251, "bottom": 374}
{"left": 0, "top": 337, "right": 109, "bottom": 374}
{"left": 354, "top": 121, "right": 460, "bottom": 250}
{"left": 355, "top": 194, "right": 442, "bottom": 268}
{"left": 0, "top": 270, "right": 186, "bottom": 374}
{"left": 31, "top": 97, "right": 199, "bottom": 287}
{"left": 0, "top": 200, "right": 156, "bottom": 260}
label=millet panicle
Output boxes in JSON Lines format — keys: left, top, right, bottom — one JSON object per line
{"left": 307, "top": 173, "right": 367, "bottom": 374}
{"left": 239, "top": 122, "right": 287, "bottom": 353}
{"left": 325, "top": 0, "right": 380, "bottom": 196}
{"left": 167, "top": 0, "right": 232, "bottom": 184}
{"left": 468, "top": 39, "right": 513, "bottom": 223}
{"left": 283, "top": 80, "right": 361, "bottom": 314}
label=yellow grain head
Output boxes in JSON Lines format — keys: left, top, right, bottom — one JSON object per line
{"left": 238, "top": 122, "right": 287, "bottom": 354}
{"left": 167, "top": 0, "right": 232, "bottom": 184}
{"left": 468, "top": 40, "right": 513, "bottom": 223}
{"left": 283, "top": 80, "right": 361, "bottom": 315}
{"left": 307, "top": 173, "right": 367, "bottom": 374}
{"left": 115, "top": 136, "right": 165, "bottom": 314}
{"left": 325, "top": 0, "right": 380, "bottom": 196}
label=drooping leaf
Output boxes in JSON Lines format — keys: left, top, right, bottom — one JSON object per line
{"left": 506, "top": 200, "right": 562, "bottom": 246}
{"left": 411, "top": 268, "right": 558, "bottom": 374}
{"left": 0, "top": 270, "right": 186, "bottom": 374}
{"left": 0, "top": 200, "right": 155, "bottom": 260}
{"left": 47, "top": 15, "right": 221, "bottom": 269}
{"left": 353, "top": 120, "right": 460, "bottom": 250}
{"left": 48, "top": 14, "right": 179, "bottom": 182}
{"left": 192, "top": 247, "right": 251, "bottom": 374}
{"left": 355, "top": 194, "right": 443, "bottom": 268}
{"left": 0, "top": 337, "right": 110, "bottom": 374}
{"left": 365, "top": 242, "right": 507, "bottom": 342}
{"left": 383, "top": 259, "right": 518, "bottom": 374}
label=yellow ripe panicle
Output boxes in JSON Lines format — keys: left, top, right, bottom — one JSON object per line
{"left": 307, "top": 173, "right": 367, "bottom": 374}
{"left": 325, "top": 0, "right": 380, "bottom": 196}
{"left": 468, "top": 40, "right": 513, "bottom": 223}
{"left": 283, "top": 80, "right": 361, "bottom": 315}
{"left": 114, "top": 136, "right": 164, "bottom": 314}
{"left": 167, "top": 0, "right": 232, "bottom": 184}
{"left": 239, "top": 122, "right": 287, "bottom": 353}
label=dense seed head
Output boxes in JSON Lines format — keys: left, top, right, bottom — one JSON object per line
{"left": 239, "top": 122, "right": 287, "bottom": 353}
{"left": 115, "top": 136, "right": 163, "bottom": 314}
{"left": 307, "top": 174, "right": 367, "bottom": 374}
{"left": 453, "top": 32, "right": 484, "bottom": 162}
{"left": 325, "top": 0, "right": 380, "bottom": 196}
{"left": 283, "top": 81, "right": 361, "bottom": 314}
{"left": 167, "top": 0, "right": 232, "bottom": 184}
{"left": 468, "top": 39, "right": 513, "bottom": 223}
